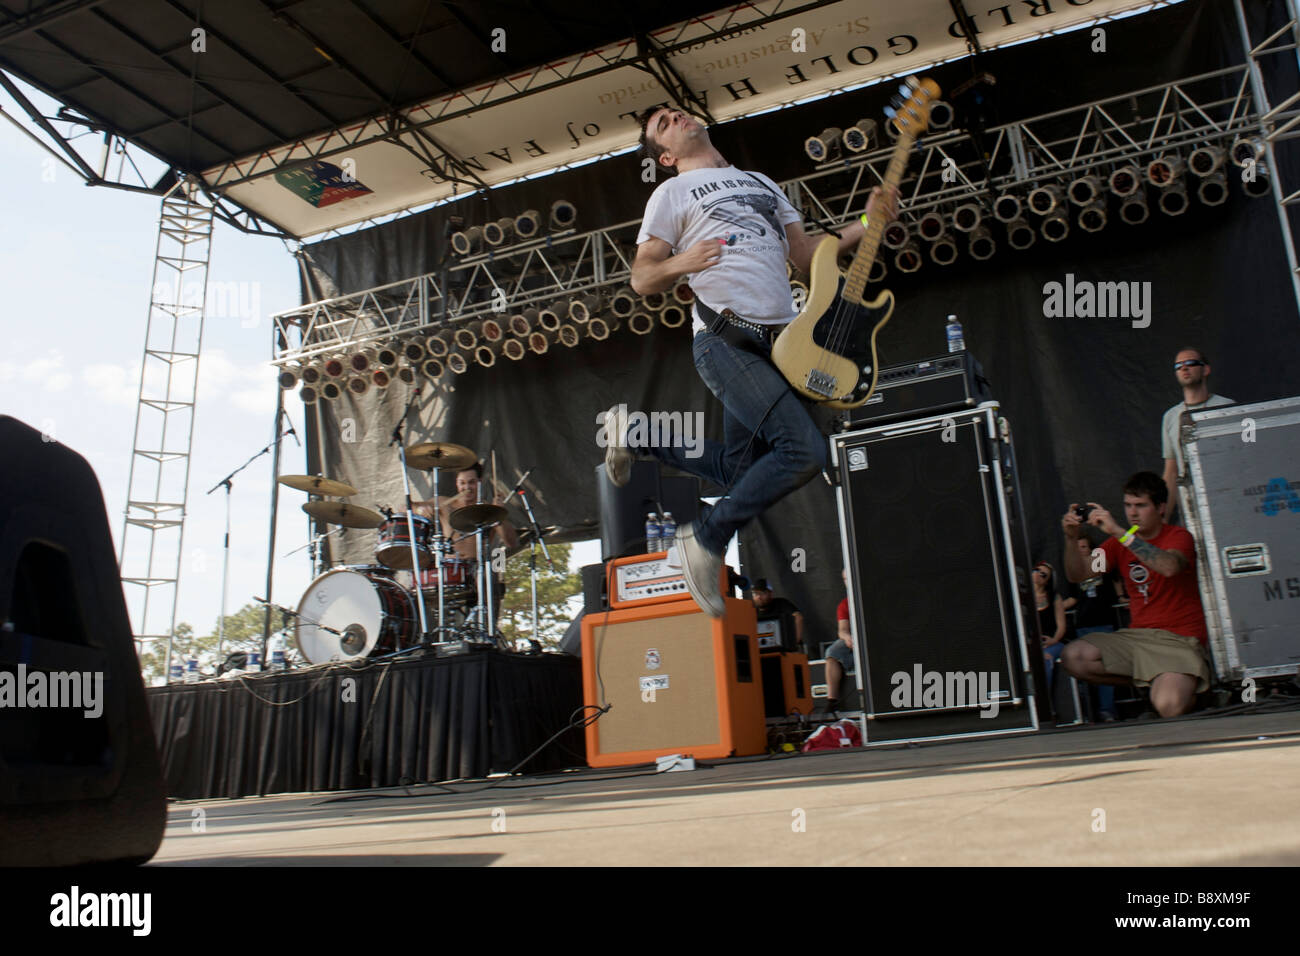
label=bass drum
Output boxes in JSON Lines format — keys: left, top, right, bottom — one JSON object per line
{"left": 295, "top": 566, "right": 415, "bottom": 664}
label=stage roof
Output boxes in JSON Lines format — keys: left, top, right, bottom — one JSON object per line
{"left": 0, "top": 0, "right": 1172, "bottom": 237}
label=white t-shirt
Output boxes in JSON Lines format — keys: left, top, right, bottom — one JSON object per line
{"left": 636, "top": 166, "right": 803, "bottom": 332}
{"left": 1161, "top": 393, "right": 1234, "bottom": 475}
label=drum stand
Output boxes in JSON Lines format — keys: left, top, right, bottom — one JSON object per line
{"left": 517, "top": 488, "right": 552, "bottom": 638}
{"left": 395, "top": 440, "right": 434, "bottom": 643}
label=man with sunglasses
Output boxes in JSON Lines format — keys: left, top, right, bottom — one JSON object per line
{"left": 1160, "top": 347, "right": 1232, "bottom": 524}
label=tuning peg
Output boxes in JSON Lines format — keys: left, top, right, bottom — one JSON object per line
{"left": 898, "top": 83, "right": 911, "bottom": 98}
{"left": 883, "top": 105, "right": 897, "bottom": 119}
{"left": 905, "top": 76, "right": 920, "bottom": 90}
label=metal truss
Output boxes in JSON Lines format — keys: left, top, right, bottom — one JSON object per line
{"left": 118, "top": 179, "right": 213, "bottom": 669}
{"left": 205, "top": 0, "right": 840, "bottom": 191}
{"left": 272, "top": 64, "right": 1292, "bottom": 367}
{"left": 1235, "top": 0, "right": 1300, "bottom": 318}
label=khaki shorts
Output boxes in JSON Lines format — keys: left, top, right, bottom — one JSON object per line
{"left": 1078, "top": 628, "right": 1212, "bottom": 693}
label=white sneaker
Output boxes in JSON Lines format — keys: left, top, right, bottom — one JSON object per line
{"left": 603, "top": 403, "right": 633, "bottom": 487}
{"left": 676, "top": 523, "right": 724, "bottom": 617}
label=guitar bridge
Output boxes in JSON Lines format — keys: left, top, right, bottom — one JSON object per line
{"left": 804, "top": 369, "right": 837, "bottom": 399}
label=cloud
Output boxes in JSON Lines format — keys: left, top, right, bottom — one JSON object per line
{"left": 0, "top": 349, "right": 73, "bottom": 392}
{"left": 82, "top": 361, "right": 143, "bottom": 406}
{"left": 79, "top": 350, "right": 276, "bottom": 414}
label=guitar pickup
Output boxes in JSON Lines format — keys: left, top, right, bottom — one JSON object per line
{"left": 804, "top": 369, "right": 837, "bottom": 398}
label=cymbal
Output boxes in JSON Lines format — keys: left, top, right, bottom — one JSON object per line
{"left": 406, "top": 441, "right": 477, "bottom": 471}
{"left": 449, "top": 503, "right": 507, "bottom": 532}
{"left": 302, "top": 501, "right": 384, "bottom": 529}
{"left": 279, "top": 475, "right": 358, "bottom": 497}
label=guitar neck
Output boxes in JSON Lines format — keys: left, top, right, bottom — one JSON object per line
{"left": 842, "top": 133, "right": 915, "bottom": 306}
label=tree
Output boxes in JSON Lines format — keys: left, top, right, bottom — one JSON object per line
{"left": 497, "top": 541, "right": 582, "bottom": 647}
{"left": 139, "top": 603, "right": 280, "bottom": 684}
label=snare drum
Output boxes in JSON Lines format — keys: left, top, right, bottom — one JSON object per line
{"left": 295, "top": 566, "right": 415, "bottom": 664}
{"left": 415, "top": 556, "right": 475, "bottom": 601}
{"left": 374, "top": 514, "right": 435, "bottom": 570}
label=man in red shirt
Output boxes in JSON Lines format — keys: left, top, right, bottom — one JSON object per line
{"left": 1060, "top": 471, "right": 1211, "bottom": 717}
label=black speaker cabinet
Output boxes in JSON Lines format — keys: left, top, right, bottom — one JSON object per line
{"left": 0, "top": 416, "right": 167, "bottom": 865}
{"left": 595, "top": 461, "right": 699, "bottom": 560}
{"left": 830, "top": 404, "right": 1046, "bottom": 745}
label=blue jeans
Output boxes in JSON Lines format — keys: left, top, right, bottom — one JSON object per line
{"left": 642, "top": 328, "right": 828, "bottom": 555}
{"left": 1075, "top": 626, "right": 1116, "bottom": 716}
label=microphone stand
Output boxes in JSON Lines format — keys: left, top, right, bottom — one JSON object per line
{"left": 208, "top": 426, "right": 293, "bottom": 667}
{"left": 515, "top": 478, "right": 552, "bottom": 641}
{"left": 390, "top": 387, "right": 434, "bottom": 645}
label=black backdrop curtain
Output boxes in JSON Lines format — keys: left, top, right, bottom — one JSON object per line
{"left": 296, "top": 0, "right": 1300, "bottom": 650}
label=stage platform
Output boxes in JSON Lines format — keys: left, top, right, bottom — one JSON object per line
{"left": 150, "top": 707, "right": 1300, "bottom": 867}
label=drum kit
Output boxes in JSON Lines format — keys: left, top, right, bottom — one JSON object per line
{"left": 276, "top": 439, "right": 524, "bottom": 665}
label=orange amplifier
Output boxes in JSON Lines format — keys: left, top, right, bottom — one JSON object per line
{"left": 605, "top": 551, "right": 726, "bottom": 609}
{"left": 760, "top": 651, "right": 814, "bottom": 719}
{"left": 581, "top": 592, "right": 766, "bottom": 768}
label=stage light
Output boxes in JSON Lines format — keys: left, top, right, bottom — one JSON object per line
{"left": 587, "top": 317, "right": 619, "bottom": 341}
{"left": 659, "top": 304, "right": 687, "bottom": 328}
{"left": 300, "top": 385, "right": 318, "bottom": 405}
{"left": 868, "top": 257, "right": 888, "bottom": 282}
{"left": 421, "top": 357, "right": 446, "bottom": 377}
{"left": 1230, "top": 135, "right": 1264, "bottom": 168}
{"left": 843, "top": 118, "right": 878, "bottom": 153}
{"left": 928, "top": 100, "right": 954, "bottom": 130}
{"left": 396, "top": 365, "right": 416, "bottom": 385}
{"left": 930, "top": 236, "right": 959, "bottom": 266}
{"left": 1119, "top": 192, "right": 1149, "bottom": 224}
{"left": 501, "top": 338, "right": 526, "bottom": 361}
{"left": 371, "top": 368, "right": 392, "bottom": 389}
{"left": 672, "top": 282, "right": 694, "bottom": 304}
{"left": 1027, "top": 183, "right": 1063, "bottom": 215}
{"left": 323, "top": 355, "right": 346, "bottom": 379}
{"left": 557, "top": 324, "right": 581, "bottom": 348}
{"left": 483, "top": 217, "right": 515, "bottom": 247}
{"left": 453, "top": 323, "right": 479, "bottom": 350}
{"left": 375, "top": 344, "right": 399, "bottom": 368}
{"left": 347, "top": 349, "right": 374, "bottom": 374}
{"left": 610, "top": 286, "right": 638, "bottom": 319}
{"left": 508, "top": 310, "right": 531, "bottom": 337}
{"left": 321, "top": 381, "right": 342, "bottom": 401}
{"left": 1108, "top": 164, "right": 1142, "bottom": 197}
{"left": 805, "top": 127, "right": 842, "bottom": 162}
{"left": 1242, "top": 161, "right": 1271, "bottom": 198}
{"left": 527, "top": 330, "right": 550, "bottom": 355}
{"left": 277, "top": 366, "right": 299, "bottom": 390}
{"left": 968, "top": 226, "right": 996, "bottom": 260}
{"left": 882, "top": 219, "right": 911, "bottom": 249}
{"left": 346, "top": 375, "right": 369, "bottom": 396}
{"left": 1146, "top": 154, "right": 1183, "bottom": 187}
{"left": 641, "top": 291, "right": 667, "bottom": 311}
{"left": 300, "top": 362, "right": 323, "bottom": 386}
{"left": 550, "top": 200, "right": 577, "bottom": 230}
{"left": 628, "top": 311, "right": 655, "bottom": 335}
{"left": 1158, "top": 182, "right": 1188, "bottom": 215}
{"left": 993, "top": 193, "right": 1022, "bottom": 223}
{"left": 446, "top": 352, "right": 468, "bottom": 375}
{"left": 1197, "top": 172, "right": 1228, "bottom": 206}
{"left": 1078, "top": 201, "right": 1107, "bottom": 233}
{"left": 1189, "top": 145, "right": 1225, "bottom": 177}
{"left": 1041, "top": 209, "right": 1069, "bottom": 241}
{"left": 537, "top": 305, "right": 562, "bottom": 331}
{"left": 895, "top": 241, "right": 923, "bottom": 273}
{"left": 450, "top": 225, "right": 483, "bottom": 256}
{"left": 917, "top": 210, "right": 945, "bottom": 242}
{"left": 1068, "top": 174, "right": 1103, "bottom": 207}
{"left": 474, "top": 344, "right": 498, "bottom": 368}
{"left": 480, "top": 314, "right": 506, "bottom": 342}
{"left": 515, "top": 209, "right": 541, "bottom": 239}
{"left": 952, "top": 202, "right": 983, "bottom": 233}
{"left": 1006, "top": 218, "right": 1036, "bottom": 250}
{"left": 424, "top": 333, "right": 449, "bottom": 358}
{"left": 568, "top": 293, "right": 602, "bottom": 323}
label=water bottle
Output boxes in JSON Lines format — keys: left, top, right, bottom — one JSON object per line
{"left": 660, "top": 511, "right": 676, "bottom": 551}
{"left": 168, "top": 661, "right": 184, "bottom": 684}
{"left": 270, "top": 635, "right": 286, "bottom": 672}
{"left": 945, "top": 314, "right": 965, "bottom": 353}
{"left": 246, "top": 649, "right": 262, "bottom": 673}
{"left": 185, "top": 657, "right": 199, "bottom": 683}
{"left": 645, "top": 512, "right": 662, "bottom": 553}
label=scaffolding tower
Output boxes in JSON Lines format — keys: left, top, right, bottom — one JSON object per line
{"left": 118, "top": 178, "right": 213, "bottom": 675}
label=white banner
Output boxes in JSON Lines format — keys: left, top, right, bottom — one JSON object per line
{"left": 207, "top": 0, "right": 1165, "bottom": 237}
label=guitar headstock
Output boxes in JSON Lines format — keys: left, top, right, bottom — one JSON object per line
{"left": 885, "top": 77, "right": 942, "bottom": 140}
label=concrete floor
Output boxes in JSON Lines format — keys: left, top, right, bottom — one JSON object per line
{"left": 153, "top": 710, "right": 1300, "bottom": 866}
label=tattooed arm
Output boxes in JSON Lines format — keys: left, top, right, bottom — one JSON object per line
{"left": 1123, "top": 535, "right": 1188, "bottom": 578}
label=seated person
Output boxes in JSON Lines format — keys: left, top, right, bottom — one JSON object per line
{"left": 1061, "top": 471, "right": 1211, "bottom": 718}
{"left": 1033, "top": 561, "right": 1068, "bottom": 691}
{"left": 825, "top": 569, "right": 855, "bottom": 712}
{"left": 749, "top": 577, "right": 804, "bottom": 652}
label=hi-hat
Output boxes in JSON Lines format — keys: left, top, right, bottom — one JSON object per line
{"left": 406, "top": 441, "right": 477, "bottom": 471}
{"left": 279, "top": 475, "right": 358, "bottom": 497}
{"left": 302, "top": 501, "right": 384, "bottom": 528}
{"left": 449, "top": 503, "right": 507, "bottom": 532}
